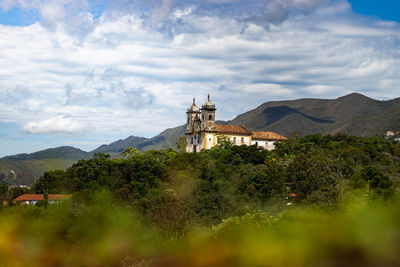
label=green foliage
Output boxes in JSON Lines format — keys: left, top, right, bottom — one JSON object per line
{"left": 216, "top": 134, "right": 233, "bottom": 149}
{"left": 2, "top": 134, "right": 400, "bottom": 265}
{"left": 121, "top": 148, "right": 142, "bottom": 159}
{"left": 175, "top": 136, "right": 187, "bottom": 153}
{"left": 0, "top": 191, "right": 163, "bottom": 265}
{"left": 351, "top": 165, "right": 394, "bottom": 199}
{"left": 25, "top": 135, "right": 400, "bottom": 223}
{"left": 0, "top": 182, "right": 8, "bottom": 196}
{"left": 287, "top": 148, "right": 341, "bottom": 207}
{"left": 237, "top": 163, "right": 285, "bottom": 202}
{"left": 212, "top": 210, "right": 278, "bottom": 239}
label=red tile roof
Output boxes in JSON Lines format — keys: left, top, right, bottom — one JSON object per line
{"left": 251, "top": 131, "right": 287, "bottom": 141}
{"left": 214, "top": 124, "right": 287, "bottom": 141}
{"left": 215, "top": 124, "right": 251, "bottom": 135}
{"left": 14, "top": 194, "right": 70, "bottom": 202}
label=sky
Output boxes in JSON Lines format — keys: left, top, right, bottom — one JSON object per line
{"left": 0, "top": 0, "right": 399, "bottom": 157}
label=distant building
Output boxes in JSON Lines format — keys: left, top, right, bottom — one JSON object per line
{"left": 14, "top": 194, "right": 70, "bottom": 205}
{"left": 386, "top": 130, "right": 396, "bottom": 137}
{"left": 185, "top": 95, "right": 287, "bottom": 152}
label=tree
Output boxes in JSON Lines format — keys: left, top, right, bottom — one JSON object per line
{"left": 176, "top": 136, "right": 187, "bottom": 153}
{"left": 0, "top": 183, "right": 8, "bottom": 203}
{"left": 122, "top": 148, "right": 142, "bottom": 159}
{"left": 216, "top": 134, "right": 232, "bottom": 149}
{"left": 0, "top": 183, "right": 8, "bottom": 196}
{"left": 351, "top": 165, "right": 393, "bottom": 198}
{"left": 287, "top": 149, "right": 341, "bottom": 206}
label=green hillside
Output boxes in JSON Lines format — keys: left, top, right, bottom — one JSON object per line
{"left": 65, "top": 93, "right": 400, "bottom": 157}
{"left": 4, "top": 146, "right": 89, "bottom": 160}
{"left": 2, "top": 93, "right": 400, "bottom": 185}
{"left": 136, "top": 125, "right": 186, "bottom": 151}
{"left": 92, "top": 136, "right": 149, "bottom": 154}
{"left": 0, "top": 147, "right": 89, "bottom": 185}
{"left": 0, "top": 158, "right": 79, "bottom": 185}
{"left": 229, "top": 93, "right": 400, "bottom": 137}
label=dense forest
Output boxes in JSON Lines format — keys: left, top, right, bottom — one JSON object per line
{"left": 1, "top": 134, "right": 400, "bottom": 266}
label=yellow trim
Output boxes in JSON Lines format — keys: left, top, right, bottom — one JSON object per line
{"left": 201, "top": 133, "right": 253, "bottom": 150}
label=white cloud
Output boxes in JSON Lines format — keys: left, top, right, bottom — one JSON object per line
{"left": 0, "top": 0, "right": 399, "bottom": 150}
{"left": 22, "top": 116, "right": 88, "bottom": 134}
{"left": 0, "top": 0, "right": 92, "bottom": 36}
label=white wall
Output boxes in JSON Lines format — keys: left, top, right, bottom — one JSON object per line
{"left": 187, "top": 134, "right": 279, "bottom": 152}
{"left": 230, "top": 135, "right": 250, "bottom": 146}
{"left": 251, "top": 140, "right": 276, "bottom": 150}
{"left": 206, "top": 134, "right": 214, "bottom": 149}
{"left": 186, "top": 134, "right": 202, "bottom": 152}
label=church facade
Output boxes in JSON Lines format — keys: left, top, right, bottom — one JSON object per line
{"left": 185, "top": 95, "right": 287, "bottom": 153}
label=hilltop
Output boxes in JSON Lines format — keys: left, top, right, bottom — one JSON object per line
{"left": 0, "top": 147, "right": 90, "bottom": 185}
{"left": 229, "top": 93, "right": 400, "bottom": 137}
{"left": 2, "top": 93, "right": 400, "bottom": 184}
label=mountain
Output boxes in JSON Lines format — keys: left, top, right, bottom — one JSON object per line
{"left": 92, "top": 125, "right": 187, "bottom": 155}
{"left": 136, "top": 125, "right": 187, "bottom": 151}
{"left": 228, "top": 93, "right": 400, "bottom": 137}
{"left": 96, "top": 93, "right": 400, "bottom": 155}
{"left": 123, "top": 93, "right": 400, "bottom": 152}
{"left": 4, "top": 146, "right": 90, "bottom": 161}
{"left": 2, "top": 93, "right": 400, "bottom": 185}
{"left": 0, "top": 128, "right": 187, "bottom": 184}
{"left": 91, "top": 136, "right": 149, "bottom": 156}
{"left": 0, "top": 147, "right": 90, "bottom": 185}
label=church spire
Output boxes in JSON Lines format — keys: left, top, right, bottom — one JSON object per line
{"left": 201, "top": 94, "right": 216, "bottom": 131}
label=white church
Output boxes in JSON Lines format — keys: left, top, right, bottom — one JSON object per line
{"left": 185, "top": 95, "right": 287, "bottom": 153}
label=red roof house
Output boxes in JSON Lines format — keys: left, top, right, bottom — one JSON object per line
{"left": 14, "top": 194, "right": 70, "bottom": 205}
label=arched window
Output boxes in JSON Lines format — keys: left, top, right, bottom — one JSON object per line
{"left": 209, "top": 114, "right": 212, "bottom": 120}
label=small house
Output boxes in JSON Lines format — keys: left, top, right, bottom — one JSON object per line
{"left": 14, "top": 194, "right": 70, "bottom": 205}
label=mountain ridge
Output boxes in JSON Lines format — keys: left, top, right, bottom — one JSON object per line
{"left": 2, "top": 93, "right": 400, "bottom": 184}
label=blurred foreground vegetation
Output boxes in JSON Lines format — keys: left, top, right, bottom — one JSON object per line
{"left": 1, "top": 134, "right": 400, "bottom": 266}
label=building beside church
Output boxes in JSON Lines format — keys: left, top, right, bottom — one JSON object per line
{"left": 185, "top": 95, "right": 287, "bottom": 152}
{"left": 13, "top": 194, "right": 70, "bottom": 205}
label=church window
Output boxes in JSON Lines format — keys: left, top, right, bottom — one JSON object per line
{"left": 209, "top": 114, "right": 212, "bottom": 120}
{"left": 233, "top": 137, "right": 236, "bottom": 143}
{"left": 191, "top": 137, "right": 193, "bottom": 144}
{"left": 241, "top": 137, "right": 244, "bottom": 144}
{"left": 255, "top": 142, "right": 258, "bottom": 146}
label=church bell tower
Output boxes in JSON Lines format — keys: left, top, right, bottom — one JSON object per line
{"left": 201, "top": 94, "right": 216, "bottom": 131}
{"left": 186, "top": 97, "right": 201, "bottom": 133}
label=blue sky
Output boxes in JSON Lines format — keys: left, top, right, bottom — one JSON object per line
{"left": 0, "top": 0, "right": 399, "bottom": 157}
{"left": 349, "top": 0, "right": 400, "bottom": 21}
